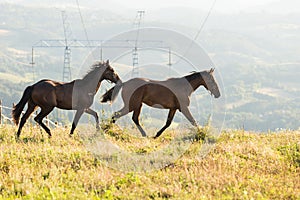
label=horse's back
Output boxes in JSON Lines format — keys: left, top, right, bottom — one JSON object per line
{"left": 122, "top": 78, "right": 149, "bottom": 92}
{"left": 30, "top": 80, "right": 64, "bottom": 107}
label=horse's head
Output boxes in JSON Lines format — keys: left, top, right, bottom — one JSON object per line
{"left": 102, "top": 60, "right": 121, "bottom": 84}
{"left": 202, "top": 68, "right": 220, "bottom": 98}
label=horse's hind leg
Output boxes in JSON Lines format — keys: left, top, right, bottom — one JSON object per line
{"left": 85, "top": 108, "right": 100, "bottom": 130}
{"left": 154, "top": 109, "right": 176, "bottom": 139}
{"left": 34, "top": 107, "right": 54, "bottom": 137}
{"left": 16, "top": 101, "right": 36, "bottom": 138}
{"left": 132, "top": 105, "right": 147, "bottom": 137}
{"left": 112, "top": 106, "right": 130, "bottom": 123}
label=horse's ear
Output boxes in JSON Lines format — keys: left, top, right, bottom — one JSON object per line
{"left": 106, "top": 59, "right": 109, "bottom": 65}
{"left": 209, "top": 68, "right": 215, "bottom": 74}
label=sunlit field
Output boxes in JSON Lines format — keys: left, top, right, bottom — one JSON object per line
{"left": 0, "top": 124, "right": 299, "bottom": 199}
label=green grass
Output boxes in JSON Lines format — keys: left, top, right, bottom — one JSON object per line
{"left": 0, "top": 124, "right": 299, "bottom": 199}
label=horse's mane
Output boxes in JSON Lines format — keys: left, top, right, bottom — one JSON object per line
{"left": 82, "top": 62, "right": 104, "bottom": 81}
{"left": 184, "top": 72, "right": 202, "bottom": 82}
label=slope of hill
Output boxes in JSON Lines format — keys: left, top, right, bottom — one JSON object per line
{"left": 0, "top": 125, "right": 299, "bottom": 199}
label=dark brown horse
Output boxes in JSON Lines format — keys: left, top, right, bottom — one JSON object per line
{"left": 12, "top": 60, "right": 121, "bottom": 138}
{"left": 101, "top": 68, "right": 220, "bottom": 138}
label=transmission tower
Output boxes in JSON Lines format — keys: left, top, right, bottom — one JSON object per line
{"left": 61, "top": 11, "right": 73, "bottom": 81}
{"left": 132, "top": 10, "right": 145, "bottom": 77}
{"left": 32, "top": 11, "right": 172, "bottom": 82}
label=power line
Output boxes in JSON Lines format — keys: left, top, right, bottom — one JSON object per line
{"left": 193, "top": 0, "right": 217, "bottom": 42}
{"left": 76, "top": 0, "right": 90, "bottom": 46}
{"left": 174, "top": 0, "right": 217, "bottom": 65}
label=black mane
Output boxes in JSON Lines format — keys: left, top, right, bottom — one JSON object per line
{"left": 82, "top": 62, "right": 105, "bottom": 81}
{"left": 184, "top": 72, "right": 201, "bottom": 82}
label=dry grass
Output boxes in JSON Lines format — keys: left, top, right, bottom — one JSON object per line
{"left": 0, "top": 124, "right": 299, "bottom": 199}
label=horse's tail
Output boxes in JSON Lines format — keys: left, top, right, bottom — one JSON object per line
{"left": 101, "top": 83, "right": 123, "bottom": 103}
{"left": 12, "top": 86, "right": 33, "bottom": 125}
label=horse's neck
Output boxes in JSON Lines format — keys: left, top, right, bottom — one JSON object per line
{"left": 81, "top": 73, "right": 103, "bottom": 94}
{"left": 187, "top": 74, "right": 204, "bottom": 93}
{"left": 95, "top": 81, "right": 102, "bottom": 93}
{"left": 88, "top": 78, "right": 103, "bottom": 94}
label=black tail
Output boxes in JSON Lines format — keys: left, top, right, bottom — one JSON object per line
{"left": 12, "top": 86, "right": 33, "bottom": 125}
{"left": 101, "top": 83, "right": 123, "bottom": 103}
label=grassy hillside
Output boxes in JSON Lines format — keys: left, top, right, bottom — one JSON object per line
{"left": 0, "top": 124, "right": 299, "bottom": 199}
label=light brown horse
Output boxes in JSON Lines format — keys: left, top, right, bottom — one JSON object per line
{"left": 12, "top": 60, "right": 121, "bottom": 138}
{"left": 101, "top": 68, "right": 220, "bottom": 138}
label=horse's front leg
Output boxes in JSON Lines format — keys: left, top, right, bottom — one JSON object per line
{"left": 85, "top": 108, "right": 100, "bottom": 130}
{"left": 70, "top": 109, "right": 84, "bottom": 135}
{"left": 181, "top": 107, "right": 198, "bottom": 127}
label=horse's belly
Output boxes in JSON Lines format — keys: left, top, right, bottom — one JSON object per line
{"left": 56, "top": 102, "right": 73, "bottom": 110}
{"left": 143, "top": 90, "right": 179, "bottom": 109}
{"left": 143, "top": 101, "right": 168, "bottom": 109}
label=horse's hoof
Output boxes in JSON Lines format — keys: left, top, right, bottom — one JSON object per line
{"left": 111, "top": 118, "right": 116, "bottom": 124}
{"left": 15, "top": 135, "right": 21, "bottom": 141}
{"left": 154, "top": 133, "right": 161, "bottom": 139}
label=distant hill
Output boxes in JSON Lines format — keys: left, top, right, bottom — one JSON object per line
{"left": 0, "top": 3, "right": 299, "bottom": 131}
{"left": 247, "top": 0, "right": 300, "bottom": 14}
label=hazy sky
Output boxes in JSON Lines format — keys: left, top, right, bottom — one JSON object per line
{"left": 2, "top": 0, "right": 299, "bottom": 14}
{"left": 108, "top": 0, "right": 285, "bottom": 13}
